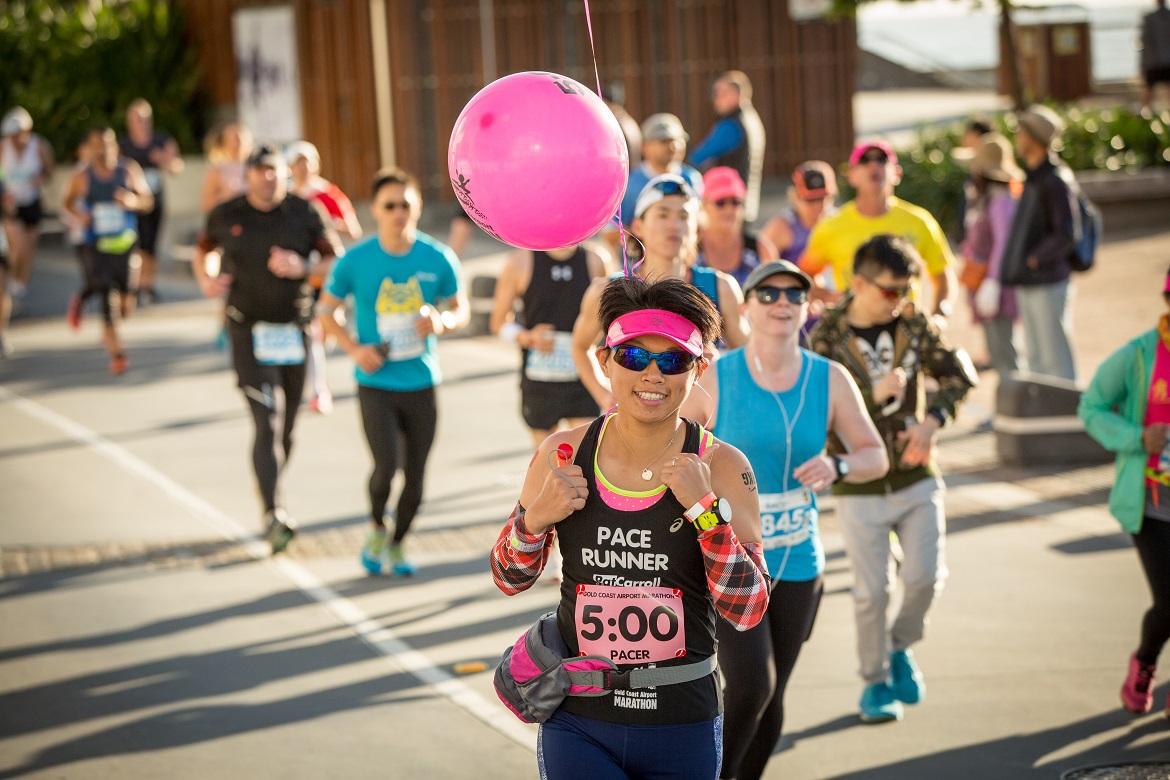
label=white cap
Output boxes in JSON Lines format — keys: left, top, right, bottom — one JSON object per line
{"left": 2, "top": 107, "right": 32, "bottom": 137}
{"left": 284, "top": 140, "right": 320, "bottom": 171}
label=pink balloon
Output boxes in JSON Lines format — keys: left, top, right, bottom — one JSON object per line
{"left": 448, "top": 72, "right": 629, "bottom": 251}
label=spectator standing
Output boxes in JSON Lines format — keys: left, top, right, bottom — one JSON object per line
{"left": 809, "top": 235, "right": 977, "bottom": 724}
{"left": 689, "top": 70, "right": 766, "bottom": 223}
{"left": 999, "top": 105, "right": 1078, "bottom": 382}
{"left": 1141, "top": 0, "right": 1170, "bottom": 110}
{"left": 954, "top": 132, "right": 1024, "bottom": 378}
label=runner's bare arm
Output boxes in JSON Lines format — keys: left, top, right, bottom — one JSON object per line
{"left": 798, "top": 362, "right": 888, "bottom": 486}
{"left": 60, "top": 171, "right": 88, "bottom": 225}
{"left": 489, "top": 250, "right": 527, "bottom": 339}
{"left": 119, "top": 160, "right": 155, "bottom": 213}
{"left": 715, "top": 271, "right": 750, "bottom": 348}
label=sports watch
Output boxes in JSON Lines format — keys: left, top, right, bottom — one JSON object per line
{"left": 685, "top": 492, "right": 732, "bottom": 532}
{"left": 832, "top": 455, "right": 850, "bottom": 483}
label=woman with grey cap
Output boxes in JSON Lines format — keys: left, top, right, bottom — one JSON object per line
{"left": 683, "top": 260, "right": 886, "bottom": 780}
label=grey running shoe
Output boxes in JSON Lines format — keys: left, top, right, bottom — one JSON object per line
{"left": 264, "top": 509, "right": 297, "bottom": 554}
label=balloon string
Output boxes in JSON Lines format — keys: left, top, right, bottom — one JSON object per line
{"left": 582, "top": 0, "right": 638, "bottom": 279}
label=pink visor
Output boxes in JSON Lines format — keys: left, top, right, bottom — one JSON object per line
{"left": 605, "top": 309, "right": 704, "bottom": 357}
{"left": 1164, "top": 274, "right": 1170, "bottom": 294}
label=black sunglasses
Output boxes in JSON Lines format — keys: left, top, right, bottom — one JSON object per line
{"left": 858, "top": 151, "right": 889, "bottom": 165}
{"left": 714, "top": 197, "right": 744, "bottom": 208}
{"left": 378, "top": 201, "right": 411, "bottom": 211}
{"left": 753, "top": 286, "right": 808, "bottom": 305}
{"left": 610, "top": 345, "right": 700, "bottom": 375}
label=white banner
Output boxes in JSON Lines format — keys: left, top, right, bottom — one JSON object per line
{"left": 233, "top": 5, "right": 303, "bottom": 143}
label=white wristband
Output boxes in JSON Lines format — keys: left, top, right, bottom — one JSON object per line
{"left": 499, "top": 321, "right": 523, "bottom": 344}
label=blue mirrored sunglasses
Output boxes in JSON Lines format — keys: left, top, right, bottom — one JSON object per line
{"left": 611, "top": 345, "right": 699, "bottom": 375}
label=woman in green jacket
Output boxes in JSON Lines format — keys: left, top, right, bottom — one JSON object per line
{"left": 1079, "top": 270, "right": 1170, "bottom": 718}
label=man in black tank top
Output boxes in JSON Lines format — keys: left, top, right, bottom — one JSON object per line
{"left": 490, "top": 244, "right": 610, "bottom": 447}
{"left": 60, "top": 125, "right": 154, "bottom": 375}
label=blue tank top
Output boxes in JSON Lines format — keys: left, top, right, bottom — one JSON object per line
{"left": 689, "top": 265, "right": 719, "bottom": 305}
{"left": 712, "top": 348, "right": 829, "bottom": 581}
{"left": 778, "top": 206, "right": 811, "bottom": 263}
{"left": 84, "top": 163, "right": 138, "bottom": 247}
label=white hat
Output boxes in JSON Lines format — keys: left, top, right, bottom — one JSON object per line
{"left": 284, "top": 140, "right": 320, "bottom": 170}
{"left": 1, "top": 107, "right": 32, "bottom": 137}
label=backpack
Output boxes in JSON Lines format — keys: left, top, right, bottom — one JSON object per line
{"left": 1056, "top": 166, "right": 1102, "bottom": 273}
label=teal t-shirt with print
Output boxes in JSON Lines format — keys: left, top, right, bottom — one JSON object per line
{"left": 325, "top": 231, "right": 462, "bottom": 392}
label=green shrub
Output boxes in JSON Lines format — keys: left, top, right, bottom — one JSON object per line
{"left": 837, "top": 105, "right": 1170, "bottom": 237}
{"left": 0, "top": 0, "right": 200, "bottom": 161}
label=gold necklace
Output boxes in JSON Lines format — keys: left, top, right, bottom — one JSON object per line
{"left": 612, "top": 417, "right": 679, "bottom": 481}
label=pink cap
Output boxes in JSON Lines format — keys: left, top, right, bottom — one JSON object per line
{"left": 605, "top": 309, "right": 704, "bottom": 357}
{"left": 702, "top": 166, "right": 746, "bottom": 203}
{"left": 1164, "top": 274, "right": 1170, "bottom": 294}
{"left": 849, "top": 140, "right": 898, "bottom": 167}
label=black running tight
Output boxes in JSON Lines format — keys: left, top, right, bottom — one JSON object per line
{"left": 241, "top": 366, "right": 305, "bottom": 514}
{"left": 357, "top": 384, "right": 437, "bottom": 543}
{"left": 1134, "top": 518, "right": 1170, "bottom": 667}
{"left": 717, "top": 576, "right": 823, "bottom": 780}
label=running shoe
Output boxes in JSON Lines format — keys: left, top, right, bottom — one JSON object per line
{"left": 264, "top": 509, "right": 297, "bottom": 554}
{"left": 0, "top": 334, "right": 11, "bottom": 359}
{"left": 360, "top": 529, "right": 388, "bottom": 575}
{"left": 109, "top": 354, "right": 130, "bottom": 375}
{"left": 66, "top": 293, "right": 83, "bottom": 330}
{"left": 137, "top": 287, "right": 160, "bottom": 307}
{"left": 889, "top": 649, "right": 925, "bottom": 704}
{"left": 387, "top": 543, "right": 417, "bottom": 576}
{"left": 308, "top": 392, "right": 333, "bottom": 415}
{"left": 859, "top": 682, "right": 903, "bottom": 724}
{"left": 1121, "top": 652, "right": 1156, "bottom": 715}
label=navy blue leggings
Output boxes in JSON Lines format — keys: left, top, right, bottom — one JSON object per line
{"left": 538, "top": 709, "right": 722, "bottom": 780}
{"left": 1135, "top": 517, "right": 1170, "bottom": 666}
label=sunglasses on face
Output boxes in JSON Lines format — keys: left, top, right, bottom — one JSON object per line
{"left": 610, "top": 345, "right": 699, "bottom": 375}
{"left": 753, "top": 285, "right": 808, "bottom": 305}
{"left": 860, "top": 274, "right": 912, "bottom": 301}
{"left": 378, "top": 201, "right": 411, "bottom": 211}
{"left": 858, "top": 151, "right": 889, "bottom": 165}
{"left": 713, "top": 197, "right": 744, "bottom": 208}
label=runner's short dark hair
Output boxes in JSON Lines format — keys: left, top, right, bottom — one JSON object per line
{"left": 597, "top": 275, "right": 721, "bottom": 347}
{"left": 853, "top": 234, "right": 923, "bottom": 280}
{"left": 371, "top": 167, "right": 420, "bottom": 199}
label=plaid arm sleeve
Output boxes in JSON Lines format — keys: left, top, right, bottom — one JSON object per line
{"left": 490, "top": 503, "right": 554, "bottom": 596}
{"left": 697, "top": 525, "right": 770, "bottom": 631}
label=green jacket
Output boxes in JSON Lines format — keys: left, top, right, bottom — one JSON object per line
{"left": 809, "top": 293, "right": 978, "bottom": 496}
{"left": 1078, "top": 328, "right": 1157, "bottom": 534}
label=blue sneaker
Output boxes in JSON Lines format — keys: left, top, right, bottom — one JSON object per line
{"left": 360, "top": 529, "right": 388, "bottom": 575}
{"left": 387, "top": 543, "right": 417, "bottom": 576}
{"left": 889, "top": 649, "right": 925, "bottom": 704}
{"left": 859, "top": 682, "right": 904, "bottom": 723}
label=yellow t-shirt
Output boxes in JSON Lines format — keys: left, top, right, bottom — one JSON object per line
{"left": 798, "top": 198, "right": 954, "bottom": 291}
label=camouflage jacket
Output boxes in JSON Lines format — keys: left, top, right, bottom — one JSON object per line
{"left": 808, "top": 293, "right": 978, "bottom": 495}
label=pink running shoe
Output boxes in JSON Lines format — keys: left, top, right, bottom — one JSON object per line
{"left": 308, "top": 393, "right": 333, "bottom": 415}
{"left": 1121, "top": 652, "right": 1156, "bottom": 715}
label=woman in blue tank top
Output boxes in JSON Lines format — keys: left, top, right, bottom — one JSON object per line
{"left": 683, "top": 260, "right": 887, "bottom": 780}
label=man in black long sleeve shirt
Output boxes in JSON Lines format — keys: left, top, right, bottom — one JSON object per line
{"left": 1000, "top": 105, "right": 1078, "bottom": 381}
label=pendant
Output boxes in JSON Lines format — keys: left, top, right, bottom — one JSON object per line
{"left": 641, "top": 468, "right": 653, "bottom": 481}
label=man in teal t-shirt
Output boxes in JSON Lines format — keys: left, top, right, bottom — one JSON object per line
{"left": 319, "top": 167, "right": 468, "bottom": 576}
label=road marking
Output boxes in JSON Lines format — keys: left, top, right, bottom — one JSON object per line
{"left": 0, "top": 385, "right": 537, "bottom": 752}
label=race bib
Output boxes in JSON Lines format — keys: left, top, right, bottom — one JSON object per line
{"left": 759, "top": 488, "right": 815, "bottom": 550}
{"left": 252, "top": 322, "right": 306, "bottom": 366}
{"left": 376, "top": 312, "right": 425, "bottom": 361}
{"left": 144, "top": 169, "right": 163, "bottom": 194}
{"left": 92, "top": 203, "right": 127, "bottom": 237}
{"left": 575, "top": 584, "right": 686, "bottom": 663}
{"left": 524, "top": 331, "right": 578, "bottom": 382}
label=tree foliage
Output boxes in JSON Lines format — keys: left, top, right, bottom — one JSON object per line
{"left": 0, "top": 0, "right": 200, "bottom": 160}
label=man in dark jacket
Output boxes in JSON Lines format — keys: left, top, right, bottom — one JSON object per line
{"left": 1000, "top": 104, "right": 1078, "bottom": 381}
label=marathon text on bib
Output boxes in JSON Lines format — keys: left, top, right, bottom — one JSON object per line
{"left": 759, "top": 487, "right": 815, "bottom": 550}
{"left": 524, "top": 331, "right": 578, "bottom": 382}
{"left": 376, "top": 312, "right": 424, "bottom": 361}
{"left": 574, "top": 584, "right": 686, "bottom": 663}
{"left": 252, "top": 322, "right": 306, "bottom": 366}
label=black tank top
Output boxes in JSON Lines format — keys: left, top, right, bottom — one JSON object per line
{"left": 556, "top": 415, "right": 720, "bottom": 725}
{"left": 519, "top": 248, "right": 591, "bottom": 331}
{"left": 85, "top": 164, "right": 129, "bottom": 209}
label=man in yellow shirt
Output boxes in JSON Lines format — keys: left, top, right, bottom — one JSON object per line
{"left": 800, "top": 141, "right": 955, "bottom": 319}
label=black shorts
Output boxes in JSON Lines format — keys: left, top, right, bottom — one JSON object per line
{"left": 84, "top": 245, "right": 133, "bottom": 293}
{"left": 137, "top": 207, "right": 163, "bottom": 256}
{"left": 10, "top": 199, "right": 43, "bottom": 228}
{"left": 520, "top": 375, "right": 599, "bottom": 431}
{"left": 1146, "top": 66, "right": 1170, "bottom": 88}
{"left": 227, "top": 318, "right": 309, "bottom": 392}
